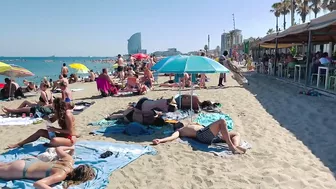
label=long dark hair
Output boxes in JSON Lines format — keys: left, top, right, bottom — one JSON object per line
{"left": 63, "top": 165, "right": 96, "bottom": 188}
{"left": 53, "top": 97, "right": 67, "bottom": 129}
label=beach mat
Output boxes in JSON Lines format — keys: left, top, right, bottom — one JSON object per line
{"left": 178, "top": 138, "right": 251, "bottom": 156}
{"left": 0, "top": 116, "right": 42, "bottom": 126}
{"left": 0, "top": 140, "right": 156, "bottom": 189}
{"left": 91, "top": 122, "right": 155, "bottom": 136}
{"left": 73, "top": 101, "right": 95, "bottom": 115}
{"left": 195, "top": 112, "right": 234, "bottom": 131}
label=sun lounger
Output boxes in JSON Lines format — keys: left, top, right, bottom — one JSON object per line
{"left": 0, "top": 140, "right": 156, "bottom": 189}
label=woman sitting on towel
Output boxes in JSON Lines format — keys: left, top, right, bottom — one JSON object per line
{"left": 152, "top": 119, "right": 246, "bottom": 154}
{"left": 0, "top": 146, "right": 95, "bottom": 188}
{"left": 3, "top": 83, "right": 53, "bottom": 111}
{"left": 6, "top": 97, "right": 77, "bottom": 149}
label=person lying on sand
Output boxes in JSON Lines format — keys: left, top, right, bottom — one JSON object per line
{"left": 159, "top": 73, "right": 191, "bottom": 89}
{"left": 152, "top": 119, "right": 246, "bottom": 154}
{"left": 6, "top": 97, "right": 77, "bottom": 149}
{"left": 23, "top": 79, "right": 37, "bottom": 92}
{"left": 0, "top": 146, "right": 95, "bottom": 188}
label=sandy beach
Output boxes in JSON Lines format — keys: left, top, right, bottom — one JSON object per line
{"left": 1, "top": 72, "right": 336, "bottom": 189}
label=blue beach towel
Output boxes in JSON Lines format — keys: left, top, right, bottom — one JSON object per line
{"left": 92, "top": 122, "right": 155, "bottom": 136}
{"left": 195, "top": 112, "right": 234, "bottom": 131}
{"left": 0, "top": 140, "right": 156, "bottom": 189}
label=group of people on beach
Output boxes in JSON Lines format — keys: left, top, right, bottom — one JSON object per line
{"left": 0, "top": 52, "right": 250, "bottom": 188}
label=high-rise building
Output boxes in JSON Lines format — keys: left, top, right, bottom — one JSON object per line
{"left": 127, "top": 32, "right": 142, "bottom": 55}
{"left": 221, "top": 29, "right": 243, "bottom": 54}
{"left": 220, "top": 33, "right": 228, "bottom": 54}
{"left": 231, "top": 29, "right": 243, "bottom": 46}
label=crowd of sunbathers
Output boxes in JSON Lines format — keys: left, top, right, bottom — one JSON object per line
{"left": 0, "top": 53, "right": 249, "bottom": 188}
{"left": 0, "top": 94, "right": 246, "bottom": 187}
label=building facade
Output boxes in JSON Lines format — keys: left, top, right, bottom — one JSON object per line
{"left": 221, "top": 29, "right": 243, "bottom": 54}
{"left": 127, "top": 32, "right": 142, "bottom": 55}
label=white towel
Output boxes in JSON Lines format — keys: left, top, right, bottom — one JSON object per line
{"left": 0, "top": 117, "right": 41, "bottom": 126}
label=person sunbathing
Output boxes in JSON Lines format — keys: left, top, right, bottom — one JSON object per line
{"left": 13, "top": 83, "right": 53, "bottom": 109}
{"left": 84, "top": 70, "right": 96, "bottom": 82}
{"left": 159, "top": 73, "right": 191, "bottom": 88}
{"left": 152, "top": 119, "right": 246, "bottom": 154}
{"left": 52, "top": 75, "right": 69, "bottom": 91}
{"left": 141, "top": 67, "right": 154, "bottom": 89}
{"left": 23, "top": 79, "right": 37, "bottom": 92}
{"left": 122, "top": 75, "right": 148, "bottom": 95}
{"left": 6, "top": 97, "right": 77, "bottom": 149}
{"left": 0, "top": 146, "right": 95, "bottom": 188}
{"left": 60, "top": 81, "right": 72, "bottom": 101}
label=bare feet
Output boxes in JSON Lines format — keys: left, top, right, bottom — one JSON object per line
{"left": 152, "top": 139, "right": 161, "bottom": 145}
{"left": 231, "top": 146, "right": 246, "bottom": 154}
{"left": 1, "top": 107, "right": 9, "bottom": 115}
{"left": 6, "top": 143, "right": 22, "bottom": 150}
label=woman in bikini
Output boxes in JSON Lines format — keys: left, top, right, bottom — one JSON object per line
{"left": 6, "top": 97, "right": 77, "bottom": 149}
{"left": 10, "top": 83, "right": 53, "bottom": 110}
{"left": 59, "top": 81, "right": 72, "bottom": 101}
{"left": 0, "top": 146, "right": 95, "bottom": 188}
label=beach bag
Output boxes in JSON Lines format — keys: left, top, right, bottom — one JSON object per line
{"left": 179, "top": 95, "right": 200, "bottom": 111}
{"left": 132, "top": 108, "right": 155, "bottom": 125}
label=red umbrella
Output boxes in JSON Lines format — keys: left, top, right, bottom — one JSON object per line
{"left": 132, "top": 53, "right": 149, "bottom": 60}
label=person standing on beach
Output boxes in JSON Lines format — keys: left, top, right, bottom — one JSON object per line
{"left": 61, "top": 63, "right": 69, "bottom": 78}
{"left": 130, "top": 55, "right": 136, "bottom": 70}
{"left": 218, "top": 52, "right": 227, "bottom": 86}
{"left": 116, "top": 54, "right": 125, "bottom": 80}
{"left": 199, "top": 52, "right": 207, "bottom": 88}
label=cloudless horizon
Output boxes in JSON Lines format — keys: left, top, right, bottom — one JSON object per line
{"left": 0, "top": 0, "right": 328, "bottom": 56}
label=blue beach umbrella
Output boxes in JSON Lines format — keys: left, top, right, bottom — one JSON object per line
{"left": 154, "top": 55, "right": 230, "bottom": 74}
{"left": 152, "top": 55, "right": 183, "bottom": 71}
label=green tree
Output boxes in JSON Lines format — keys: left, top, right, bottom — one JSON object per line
{"left": 296, "top": 0, "right": 310, "bottom": 23}
{"left": 204, "top": 45, "right": 208, "bottom": 52}
{"left": 270, "top": 2, "right": 282, "bottom": 32}
{"left": 309, "top": 0, "right": 323, "bottom": 18}
{"left": 280, "top": 0, "right": 291, "bottom": 30}
{"left": 267, "top": 28, "right": 275, "bottom": 35}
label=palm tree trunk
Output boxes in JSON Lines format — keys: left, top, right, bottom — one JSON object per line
{"left": 276, "top": 17, "right": 279, "bottom": 32}
{"left": 283, "top": 13, "right": 286, "bottom": 30}
{"left": 315, "top": 4, "right": 318, "bottom": 18}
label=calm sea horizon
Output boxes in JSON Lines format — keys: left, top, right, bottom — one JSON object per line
{"left": 0, "top": 57, "right": 118, "bottom": 85}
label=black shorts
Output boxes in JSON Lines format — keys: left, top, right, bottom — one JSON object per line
{"left": 195, "top": 126, "right": 216, "bottom": 144}
{"left": 63, "top": 74, "right": 68, "bottom": 78}
{"left": 117, "top": 66, "right": 124, "bottom": 72}
{"left": 135, "top": 97, "right": 149, "bottom": 110}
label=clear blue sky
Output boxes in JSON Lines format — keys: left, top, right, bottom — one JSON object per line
{"left": 0, "top": 0, "right": 325, "bottom": 56}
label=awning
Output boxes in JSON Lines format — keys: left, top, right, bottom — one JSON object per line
{"left": 309, "top": 11, "right": 336, "bottom": 31}
{"left": 260, "top": 43, "right": 300, "bottom": 49}
{"left": 277, "top": 23, "right": 309, "bottom": 38}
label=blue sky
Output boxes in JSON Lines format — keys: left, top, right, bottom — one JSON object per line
{"left": 0, "top": 0, "right": 327, "bottom": 56}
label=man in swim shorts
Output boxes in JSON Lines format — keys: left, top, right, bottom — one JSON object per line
{"left": 152, "top": 119, "right": 246, "bottom": 154}
{"left": 116, "top": 54, "right": 125, "bottom": 80}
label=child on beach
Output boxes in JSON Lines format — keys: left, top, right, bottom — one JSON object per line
{"left": 152, "top": 119, "right": 246, "bottom": 154}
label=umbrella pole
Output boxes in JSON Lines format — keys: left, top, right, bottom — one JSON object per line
{"left": 179, "top": 80, "right": 181, "bottom": 109}
{"left": 190, "top": 73, "right": 193, "bottom": 122}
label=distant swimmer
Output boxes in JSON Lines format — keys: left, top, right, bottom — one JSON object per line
{"left": 61, "top": 63, "right": 69, "bottom": 78}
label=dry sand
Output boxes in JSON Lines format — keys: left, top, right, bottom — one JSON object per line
{"left": 1, "top": 72, "right": 336, "bottom": 189}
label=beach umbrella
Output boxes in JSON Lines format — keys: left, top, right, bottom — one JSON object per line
{"left": 132, "top": 53, "right": 149, "bottom": 60}
{"left": 0, "top": 62, "right": 11, "bottom": 73}
{"left": 69, "top": 63, "right": 90, "bottom": 74}
{"left": 0, "top": 64, "right": 34, "bottom": 78}
{"left": 0, "top": 64, "right": 34, "bottom": 99}
{"left": 154, "top": 55, "right": 230, "bottom": 74}
{"left": 151, "top": 55, "right": 183, "bottom": 71}
{"left": 154, "top": 55, "right": 230, "bottom": 121}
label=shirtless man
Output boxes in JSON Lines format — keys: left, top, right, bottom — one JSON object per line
{"left": 61, "top": 63, "right": 69, "bottom": 78}
{"left": 99, "top": 68, "right": 114, "bottom": 85}
{"left": 116, "top": 54, "right": 125, "bottom": 80}
{"left": 152, "top": 119, "right": 246, "bottom": 154}
{"left": 130, "top": 55, "right": 136, "bottom": 70}
{"left": 52, "top": 75, "right": 69, "bottom": 91}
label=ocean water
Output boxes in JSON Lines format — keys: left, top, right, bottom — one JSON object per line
{"left": 0, "top": 57, "right": 117, "bottom": 85}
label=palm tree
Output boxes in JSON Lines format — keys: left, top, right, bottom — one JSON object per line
{"left": 309, "top": 0, "right": 322, "bottom": 18}
{"left": 270, "top": 2, "right": 282, "bottom": 32}
{"left": 322, "top": 0, "right": 336, "bottom": 11}
{"left": 280, "top": 0, "right": 291, "bottom": 30}
{"left": 296, "top": 0, "right": 310, "bottom": 23}
{"left": 204, "top": 45, "right": 208, "bottom": 53}
{"left": 267, "top": 28, "right": 275, "bottom": 35}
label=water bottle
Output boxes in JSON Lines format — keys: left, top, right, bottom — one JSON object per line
{"left": 46, "top": 121, "right": 56, "bottom": 139}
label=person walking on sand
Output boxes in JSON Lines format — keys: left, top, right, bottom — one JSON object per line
{"left": 116, "top": 54, "right": 125, "bottom": 80}
{"left": 61, "top": 63, "right": 69, "bottom": 78}
{"left": 152, "top": 119, "right": 246, "bottom": 154}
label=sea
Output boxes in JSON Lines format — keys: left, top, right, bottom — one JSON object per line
{"left": 0, "top": 57, "right": 117, "bottom": 85}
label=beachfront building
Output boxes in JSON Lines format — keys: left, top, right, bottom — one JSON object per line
{"left": 152, "top": 48, "right": 181, "bottom": 56}
{"left": 128, "top": 32, "right": 142, "bottom": 55}
{"left": 221, "top": 32, "right": 230, "bottom": 54}
{"left": 221, "top": 29, "right": 243, "bottom": 53}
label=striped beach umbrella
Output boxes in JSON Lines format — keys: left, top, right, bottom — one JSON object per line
{"left": 0, "top": 61, "right": 11, "bottom": 73}
{"left": 0, "top": 64, "right": 34, "bottom": 78}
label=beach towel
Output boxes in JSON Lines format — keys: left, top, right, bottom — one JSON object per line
{"left": 71, "top": 88, "right": 84, "bottom": 92}
{"left": 88, "top": 119, "right": 118, "bottom": 127}
{"left": 162, "top": 110, "right": 193, "bottom": 121}
{"left": 178, "top": 138, "right": 251, "bottom": 156}
{"left": 91, "top": 122, "right": 155, "bottom": 136}
{"left": 195, "top": 112, "right": 234, "bottom": 131}
{"left": 73, "top": 101, "right": 95, "bottom": 115}
{"left": 0, "top": 140, "right": 156, "bottom": 189}
{"left": 0, "top": 116, "right": 42, "bottom": 126}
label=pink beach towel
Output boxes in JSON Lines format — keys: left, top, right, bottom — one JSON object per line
{"left": 96, "top": 78, "right": 118, "bottom": 95}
